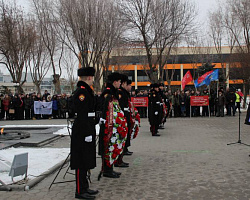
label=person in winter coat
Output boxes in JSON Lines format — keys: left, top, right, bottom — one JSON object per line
{"left": 52, "top": 95, "right": 59, "bottom": 119}
{"left": 58, "top": 94, "right": 67, "bottom": 119}
{"left": 216, "top": 90, "right": 225, "bottom": 117}
{"left": 2, "top": 94, "right": 10, "bottom": 120}
{"left": 24, "top": 94, "right": 31, "bottom": 120}
{"left": 226, "top": 88, "right": 236, "bottom": 116}
{"left": 70, "top": 67, "right": 98, "bottom": 199}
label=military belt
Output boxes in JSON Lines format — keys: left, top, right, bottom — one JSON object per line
{"left": 88, "top": 112, "right": 95, "bottom": 117}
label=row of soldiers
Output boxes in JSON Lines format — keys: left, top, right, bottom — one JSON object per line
{"left": 70, "top": 68, "right": 140, "bottom": 199}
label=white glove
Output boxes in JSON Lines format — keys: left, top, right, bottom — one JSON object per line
{"left": 155, "top": 111, "right": 158, "bottom": 115}
{"left": 99, "top": 118, "right": 106, "bottom": 125}
{"left": 85, "top": 135, "right": 92, "bottom": 142}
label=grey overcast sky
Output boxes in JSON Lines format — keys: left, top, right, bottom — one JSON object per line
{"left": 14, "top": 0, "right": 224, "bottom": 26}
{"left": 0, "top": 0, "right": 225, "bottom": 76}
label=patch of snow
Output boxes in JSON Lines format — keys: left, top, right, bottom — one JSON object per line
{"left": 1, "top": 125, "right": 67, "bottom": 128}
{"left": 0, "top": 147, "right": 69, "bottom": 185}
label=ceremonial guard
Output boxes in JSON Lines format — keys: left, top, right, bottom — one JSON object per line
{"left": 148, "top": 83, "right": 162, "bottom": 136}
{"left": 70, "top": 67, "right": 98, "bottom": 200}
{"left": 128, "top": 79, "right": 140, "bottom": 140}
{"left": 98, "top": 73, "right": 128, "bottom": 178}
{"left": 115, "top": 75, "right": 132, "bottom": 168}
{"left": 159, "top": 83, "right": 167, "bottom": 128}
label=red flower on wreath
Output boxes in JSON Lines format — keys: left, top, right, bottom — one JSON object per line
{"left": 116, "top": 117, "right": 122, "bottom": 124}
{"left": 118, "top": 112, "right": 123, "bottom": 118}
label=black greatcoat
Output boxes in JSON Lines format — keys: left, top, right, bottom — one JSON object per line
{"left": 148, "top": 89, "right": 162, "bottom": 125}
{"left": 70, "top": 81, "right": 96, "bottom": 170}
{"left": 119, "top": 87, "right": 131, "bottom": 147}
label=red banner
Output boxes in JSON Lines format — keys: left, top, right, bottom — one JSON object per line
{"left": 131, "top": 97, "right": 148, "bottom": 107}
{"left": 190, "top": 96, "right": 209, "bottom": 106}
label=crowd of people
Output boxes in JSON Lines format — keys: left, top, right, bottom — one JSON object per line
{"left": 0, "top": 90, "right": 75, "bottom": 120}
{"left": 133, "top": 86, "right": 244, "bottom": 119}
{"left": 0, "top": 85, "right": 243, "bottom": 122}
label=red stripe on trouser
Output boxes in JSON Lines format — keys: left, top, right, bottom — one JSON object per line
{"left": 77, "top": 169, "right": 80, "bottom": 194}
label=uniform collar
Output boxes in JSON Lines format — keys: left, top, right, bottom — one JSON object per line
{"left": 77, "top": 81, "right": 93, "bottom": 95}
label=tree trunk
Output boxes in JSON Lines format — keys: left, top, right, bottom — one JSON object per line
{"left": 53, "top": 74, "right": 61, "bottom": 94}
{"left": 94, "top": 81, "right": 101, "bottom": 93}
{"left": 17, "top": 85, "right": 24, "bottom": 94}
{"left": 36, "top": 84, "right": 41, "bottom": 95}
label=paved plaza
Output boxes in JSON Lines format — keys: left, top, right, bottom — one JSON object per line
{"left": 1, "top": 113, "right": 250, "bottom": 200}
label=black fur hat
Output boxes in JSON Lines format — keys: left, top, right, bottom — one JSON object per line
{"left": 159, "top": 83, "right": 164, "bottom": 87}
{"left": 120, "top": 74, "right": 128, "bottom": 84}
{"left": 153, "top": 83, "right": 159, "bottom": 88}
{"left": 107, "top": 72, "right": 122, "bottom": 83}
{"left": 78, "top": 67, "right": 95, "bottom": 76}
{"left": 127, "top": 79, "right": 132, "bottom": 85}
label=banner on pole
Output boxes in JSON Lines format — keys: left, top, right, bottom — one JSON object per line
{"left": 34, "top": 101, "right": 52, "bottom": 115}
{"left": 190, "top": 96, "right": 209, "bottom": 106}
{"left": 182, "top": 70, "right": 193, "bottom": 90}
{"left": 131, "top": 97, "right": 148, "bottom": 107}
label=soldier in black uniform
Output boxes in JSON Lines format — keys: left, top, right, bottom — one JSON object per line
{"left": 98, "top": 72, "right": 123, "bottom": 178}
{"left": 70, "top": 67, "right": 98, "bottom": 200}
{"left": 148, "top": 83, "right": 162, "bottom": 136}
{"left": 159, "top": 83, "right": 166, "bottom": 128}
{"left": 115, "top": 75, "right": 132, "bottom": 167}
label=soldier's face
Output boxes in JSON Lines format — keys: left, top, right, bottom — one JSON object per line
{"left": 126, "top": 84, "right": 132, "bottom": 92}
{"left": 113, "top": 80, "right": 121, "bottom": 89}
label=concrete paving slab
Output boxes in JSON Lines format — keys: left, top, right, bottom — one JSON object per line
{"left": 1, "top": 115, "right": 250, "bottom": 199}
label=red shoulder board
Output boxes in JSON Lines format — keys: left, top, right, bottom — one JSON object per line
{"left": 107, "top": 87, "right": 110, "bottom": 90}
{"left": 81, "top": 86, "right": 85, "bottom": 89}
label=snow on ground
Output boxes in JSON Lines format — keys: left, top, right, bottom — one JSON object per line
{"left": 0, "top": 147, "right": 70, "bottom": 185}
{"left": 0, "top": 124, "right": 100, "bottom": 186}
{"left": 53, "top": 127, "right": 70, "bottom": 135}
{"left": 1, "top": 125, "right": 67, "bottom": 128}
{"left": 53, "top": 124, "right": 100, "bottom": 136}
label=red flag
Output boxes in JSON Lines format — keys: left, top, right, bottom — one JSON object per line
{"left": 182, "top": 71, "right": 193, "bottom": 90}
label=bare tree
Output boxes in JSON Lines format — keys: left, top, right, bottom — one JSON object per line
{"left": 224, "top": 0, "right": 250, "bottom": 100}
{"left": 0, "top": 1, "right": 35, "bottom": 93}
{"left": 32, "top": 0, "right": 64, "bottom": 94}
{"left": 27, "top": 19, "right": 50, "bottom": 94}
{"left": 209, "top": 6, "right": 227, "bottom": 87}
{"left": 118, "top": 0, "right": 196, "bottom": 83}
{"left": 55, "top": 0, "right": 124, "bottom": 91}
{"left": 61, "top": 48, "right": 78, "bottom": 93}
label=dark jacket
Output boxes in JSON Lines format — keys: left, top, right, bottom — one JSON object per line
{"left": 216, "top": 94, "right": 225, "bottom": 106}
{"left": 226, "top": 92, "right": 236, "bottom": 105}
{"left": 148, "top": 89, "right": 162, "bottom": 125}
{"left": 119, "top": 87, "right": 131, "bottom": 147}
{"left": 24, "top": 97, "right": 31, "bottom": 109}
{"left": 70, "top": 81, "right": 96, "bottom": 170}
{"left": 59, "top": 97, "right": 67, "bottom": 112}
